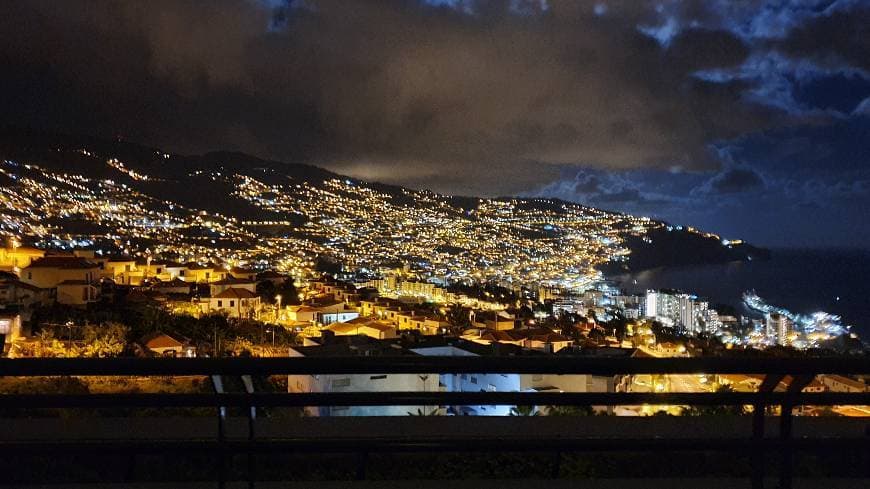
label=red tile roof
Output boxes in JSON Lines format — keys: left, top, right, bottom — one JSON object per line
{"left": 213, "top": 287, "right": 258, "bottom": 299}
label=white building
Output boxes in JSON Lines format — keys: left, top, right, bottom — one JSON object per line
{"left": 766, "top": 313, "right": 793, "bottom": 346}
{"left": 287, "top": 339, "right": 440, "bottom": 416}
{"left": 412, "top": 342, "right": 619, "bottom": 416}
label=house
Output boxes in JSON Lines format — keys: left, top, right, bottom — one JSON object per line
{"left": 324, "top": 318, "right": 397, "bottom": 339}
{"left": 286, "top": 305, "right": 319, "bottom": 322}
{"left": 209, "top": 277, "right": 257, "bottom": 297}
{"left": 56, "top": 280, "right": 100, "bottom": 305}
{"left": 21, "top": 256, "right": 100, "bottom": 288}
{"left": 395, "top": 311, "right": 450, "bottom": 335}
{"left": 0, "top": 246, "right": 45, "bottom": 271}
{"left": 471, "top": 310, "right": 516, "bottom": 331}
{"left": 0, "top": 271, "right": 47, "bottom": 309}
{"left": 101, "top": 257, "right": 140, "bottom": 285}
{"left": 183, "top": 263, "right": 227, "bottom": 283}
{"left": 820, "top": 374, "right": 867, "bottom": 393}
{"left": 21, "top": 256, "right": 100, "bottom": 305}
{"left": 159, "top": 261, "right": 189, "bottom": 281}
{"left": 209, "top": 287, "right": 260, "bottom": 318}
{"left": 523, "top": 329, "right": 574, "bottom": 352}
{"left": 463, "top": 329, "right": 526, "bottom": 347}
{"left": 152, "top": 278, "right": 192, "bottom": 295}
{"left": 229, "top": 267, "right": 258, "bottom": 281}
{"left": 256, "top": 270, "right": 288, "bottom": 286}
{"left": 143, "top": 333, "right": 194, "bottom": 357}
{"left": 144, "top": 333, "right": 182, "bottom": 356}
{"left": 315, "top": 310, "right": 360, "bottom": 326}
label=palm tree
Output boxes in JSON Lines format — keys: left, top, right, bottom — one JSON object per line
{"left": 407, "top": 408, "right": 442, "bottom": 416}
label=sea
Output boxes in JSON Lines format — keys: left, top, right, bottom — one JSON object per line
{"left": 609, "top": 248, "right": 870, "bottom": 339}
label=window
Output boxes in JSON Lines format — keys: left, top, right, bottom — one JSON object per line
{"left": 470, "top": 376, "right": 478, "bottom": 384}
{"left": 156, "top": 267, "right": 162, "bottom": 274}
{"left": 217, "top": 300, "right": 223, "bottom": 307}
{"left": 229, "top": 300, "right": 235, "bottom": 307}
{"left": 332, "top": 378, "right": 351, "bottom": 388}
{"left": 370, "top": 375, "right": 387, "bottom": 380}
{"left": 27, "top": 272, "right": 32, "bottom": 280}
{"left": 180, "top": 270, "right": 185, "bottom": 276}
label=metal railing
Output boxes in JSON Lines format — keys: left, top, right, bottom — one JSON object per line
{"left": 0, "top": 356, "right": 869, "bottom": 488}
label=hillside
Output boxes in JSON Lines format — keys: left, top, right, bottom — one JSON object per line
{"left": 0, "top": 127, "right": 763, "bottom": 287}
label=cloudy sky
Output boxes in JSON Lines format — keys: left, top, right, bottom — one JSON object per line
{"left": 1, "top": 0, "right": 869, "bottom": 248}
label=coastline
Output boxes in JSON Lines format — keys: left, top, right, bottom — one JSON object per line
{"left": 607, "top": 248, "right": 870, "bottom": 338}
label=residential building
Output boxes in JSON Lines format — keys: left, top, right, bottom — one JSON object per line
{"left": 0, "top": 246, "right": 45, "bottom": 271}
{"left": 287, "top": 337, "right": 440, "bottom": 416}
{"left": 21, "top": 256, "right": 100, "bottom": 305}
{"left": 323, "top": 318, "right": 397, "bottom": 339}
{"left": 208, "top": 288, "right": 260, "bottom": 318}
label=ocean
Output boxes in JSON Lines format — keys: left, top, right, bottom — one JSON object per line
{"left": 610, "top": 248, "right": 870, "bottom": 339}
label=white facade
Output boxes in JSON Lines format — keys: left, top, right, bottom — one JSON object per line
{"left": 287, "top": 347, "right": 440, "bottom": 416}
{"left": 413, "top": 345, "right": 615, "bottom": 416}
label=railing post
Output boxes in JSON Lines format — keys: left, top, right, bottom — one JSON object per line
{"left": 211, "top": 375, "right": 227, "bottom": 489}
{"left": 779, "top": 401, "right": 793, "bottom": 489}
{"left": 241, "top": 375, "right": 257, "bottom": 489}
{"left": 356, "top": 451, "right": 368, "bottom": 480}
{"left": 752, "top": 401, "right": 765, "bottom": 489}
{"left": 550, "top": 450, "right": 562, "bottom": 479}
{"left": 779, "top": 375, "right": 813, "bottom": 489}
{"left": 753, "top": 374, "right": 783, "bottom": 489}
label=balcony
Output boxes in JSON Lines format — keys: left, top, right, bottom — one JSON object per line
{"left": 0, "top": 356, "right": 868, "bottom": 488}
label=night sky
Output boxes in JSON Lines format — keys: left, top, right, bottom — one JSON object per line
{"left": 1, "top": 1, "right": 868, "bottom": 249}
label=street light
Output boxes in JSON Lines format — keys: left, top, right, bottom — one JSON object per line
{"left": 64, "top": 321, "right": 74, "bottom": 357}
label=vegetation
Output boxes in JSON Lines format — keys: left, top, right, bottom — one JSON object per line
{"left": 25, "top": 300, "right": 299, "bottom": 358}
{"left": 681, "top": 384, "right": 747, "bottom": 416}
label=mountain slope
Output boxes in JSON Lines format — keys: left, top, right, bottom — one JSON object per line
{"left": 0, "top": 127, "right": 764, "bottom": 287}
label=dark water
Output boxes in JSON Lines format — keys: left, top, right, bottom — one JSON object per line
{"left": 611, "top": 248, "right": 870, "bottom": 338}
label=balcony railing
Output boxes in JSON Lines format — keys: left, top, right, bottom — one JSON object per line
{"left": 0, "top": 356, "right": 868, "bottom": 488}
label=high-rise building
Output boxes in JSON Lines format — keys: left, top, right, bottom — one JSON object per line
{"left": 645, "top": 291, "right": 658, "bottom": 318}
{"left": 766, "top": 313, "right": 793, "bottom": 346}
{"left": 678, "top": 294, "right": 696, "bottom": 333}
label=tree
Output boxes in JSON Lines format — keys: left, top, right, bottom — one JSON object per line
{"left": 407, "top": 408, "right": 443, "bottom": 416}
{"left": 256, "top": 280, "right": 277, "bottom": 303}
{"left": 224, "top": 337, "right": 254, "bottom": 356}
{"left": 446, "top": 304, "right": 471, "bottom": 334}
{"left": 586, "top": 309, "right": 598, "bottom": 324}
{"left": 34, "top": 330, "right": 67, "bottom": 357}
{"left": 681, "top": 383, "right": 746, "bottom": 416}
{"left": 509, "top": 405, "right": 540, "bottom": 416}
{"left": 546, "top": 404, "right": 595, "bottom": 416}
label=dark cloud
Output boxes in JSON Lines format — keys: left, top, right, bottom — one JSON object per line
{"left": 0, "top": 0, "right": 776, "bottom": 195}
{"left": 3, "top": 0, "right": 869, "bottom": 248}
{"left": 778, "top": 5, "right": 870, "bottom": 71}
{"left": 695, "top": 167, "right": 766, "bottom": 195}
{"left": 666, "top": 28, "right": 750, "bottom": 73}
